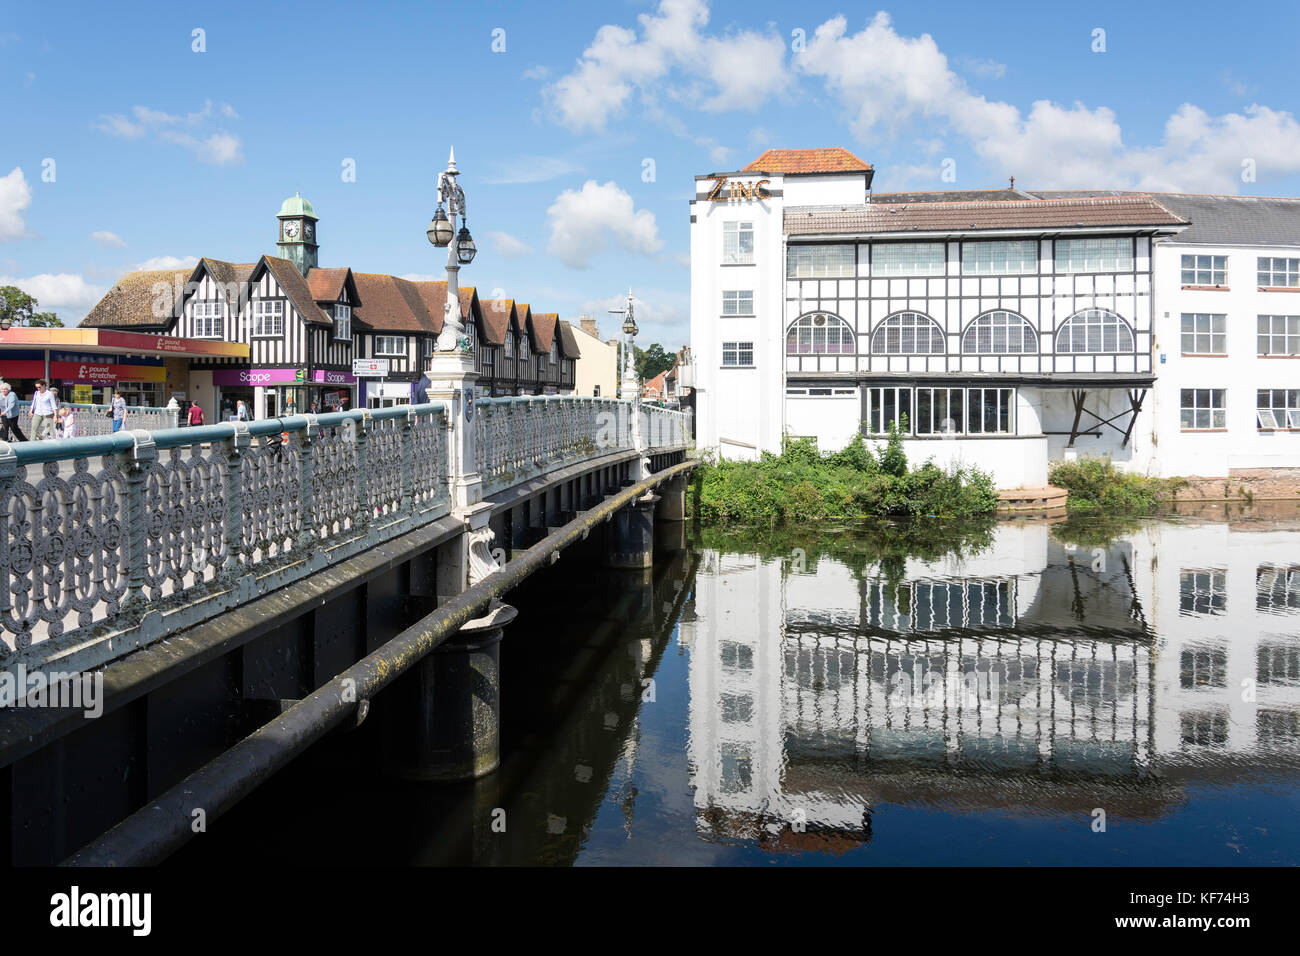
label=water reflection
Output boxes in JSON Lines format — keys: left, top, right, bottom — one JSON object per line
{"left": 685, "top": 516, "right": 1300, "bottom": 851}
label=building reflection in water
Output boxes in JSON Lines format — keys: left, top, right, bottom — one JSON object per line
{"left": 684, "top": 519, "right": 1300, "bottom": 851}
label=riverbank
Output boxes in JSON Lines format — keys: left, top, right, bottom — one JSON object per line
{"left": 691, "top": 428, "right": 998, "bottom": 524}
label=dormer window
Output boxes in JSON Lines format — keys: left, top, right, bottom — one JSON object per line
{"left": 550, "top": 341, "right": 558, "bottom": 365}
{"left": 194, "top": 300, "right": 223, "bottom": 338}
{"left": 333, "top": 304, "right": 351, "bottom": 340}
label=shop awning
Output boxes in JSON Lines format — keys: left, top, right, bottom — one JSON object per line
{"left": 0, "top": 327, "right": 249, "bottom": 360}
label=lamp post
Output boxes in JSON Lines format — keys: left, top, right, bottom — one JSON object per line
{"left": 426, "top": 147, "right": 476, "bottom": 359}
{"left": 609, "top": 289, "right": 639, "bottom": 402}
{"left": 0, "top": 293, "right": 10, "bottom": 331}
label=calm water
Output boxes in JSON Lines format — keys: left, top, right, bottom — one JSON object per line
{"left": 173, "top": 505, "right": 1300, "bottom": 866}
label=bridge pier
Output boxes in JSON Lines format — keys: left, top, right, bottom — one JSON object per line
{"left": 605, "top": 494, "right": 660, "bottom": 569}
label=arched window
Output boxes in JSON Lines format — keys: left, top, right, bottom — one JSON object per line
{"left": 962, "top": 311, "right": 1039, "bottom": 354}
{"left": 1055, "top": 309, "right": 1135, "bottom": 353}
{"left": 871, "top": 311, "right": 946, "bottom": 355}
{"left": 785, "top": 312, "right": 856, "bottom": 355}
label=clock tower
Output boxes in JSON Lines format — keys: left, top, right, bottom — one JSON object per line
{"left": 276, "top": 192, "right": 319, "bottom": 276}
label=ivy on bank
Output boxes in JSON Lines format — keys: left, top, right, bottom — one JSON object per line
{"left": 692, "top": 420, "right": 999, "bottom": 525}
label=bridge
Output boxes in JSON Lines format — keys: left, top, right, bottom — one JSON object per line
{"left": 0, "top": 389, "right": 694, "bottom": 865}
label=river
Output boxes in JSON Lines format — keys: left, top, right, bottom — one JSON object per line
{"left": 171, "top": 503, "right": 1300, "bottom": 866}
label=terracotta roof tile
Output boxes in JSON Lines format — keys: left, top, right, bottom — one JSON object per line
{"left": 306, "top": 267, "right": 351, "bottom": 303}
{"left": 351, "top": 272, "right": 434, "bottom": 333}
{"left": 784, "top": 196, "right": 1188, "bottom": 236}
{"left": 529, "top": 312, "right": 557, "bottom": 352}
{"left": 479, "top": 298, "right": 514, "bottom": 346}
{"left": 744, "top": 147, "right": 872, "bottom": 175}
{"left": 80, "top": 268, "right": 192, "bottom": 328}
{"left": 260, "top": 256, "right": 332, "bottom": 325}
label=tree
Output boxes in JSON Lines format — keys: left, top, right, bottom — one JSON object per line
{"left": 636, "top": 343, "right": 674, "bottom": 381}
{"left": 0, "top": 285, "right": 63, "bottom": 327}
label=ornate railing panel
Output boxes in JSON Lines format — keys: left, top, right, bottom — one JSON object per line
{"left": 14, "top": 401, "right": 180, "bottom": 440}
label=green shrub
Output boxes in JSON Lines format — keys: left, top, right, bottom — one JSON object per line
{"left": 1048, "top": 456, "right": 1186, "bottom": 514}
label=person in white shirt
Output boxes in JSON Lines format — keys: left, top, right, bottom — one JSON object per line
{"left": 30, "top": 380, "right": 59, "bottom": 440}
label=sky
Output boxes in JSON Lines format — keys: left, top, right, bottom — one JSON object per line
{"left": 2, "top": 0, "right": 1300, "bottom": 348}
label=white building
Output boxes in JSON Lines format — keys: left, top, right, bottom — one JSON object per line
{"left": 689, "top": 149, "right": 1300, "bottom": 486}
{"left": 572, "top": 316, "right": 618, "bottom": 398}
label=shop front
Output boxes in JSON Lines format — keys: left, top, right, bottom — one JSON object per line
{"left": 210, "top": 367, "right": 356, "bottom": 420}
{"left": 310, "top": 369, "right": 356, "bottom": 412}
{"left": 0, "top": 350, "right": 167, "bottom": 405}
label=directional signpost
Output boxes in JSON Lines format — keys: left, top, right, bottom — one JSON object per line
{"left": 353, "top": 359, "right": 390, "bottom": 408}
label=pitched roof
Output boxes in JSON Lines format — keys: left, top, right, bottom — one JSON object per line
{"left": 513, "top": 303, "right": 531, "bottom": 340}
{"left": 306, "top": 267, "right": 352, "bottom": 303}
{"left": 556, "top": 320, "right": 581, "bottom": 359}
{"left": 405, "top": 281, "right": 482, "bottom": 336}
{"left": 1131, "top": 193, "right": 1300, "bottom": 246}
{"left": 529, "top": 312, "right": 558, "bottom": 352}
{"left": 784, "top": 196, "right": 1187, "bottom": 237}
{"left": 80, "top": 268, "right": 191, "bottom": 328}
{"left": 351, "top": 272, "right": 435, "bottom": 333}
{"left": 478, "top": 298, "right": 515, "bottom": 346}
{"left": 745, "top": 148, "right": 872, "bottom": 175}
{"left": 258, "top": 256, "right": 332, "bottom": 325}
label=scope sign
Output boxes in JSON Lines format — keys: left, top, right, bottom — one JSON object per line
{"left": 352, "top": 358, "right": 390, "bottom": 377}
{"left": 704, "top": 175, "right": 772, "bottom": 202}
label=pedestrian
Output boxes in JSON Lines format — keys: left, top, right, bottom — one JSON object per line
{"left": 110, "top": 388, "right": 127, "bottom": 434}
{"left": 0, "top": 383, "right": 25, "bottom": 442}
{"left": 236, "top": 399, "right": 249, "bottom": 422}
{"left": 187, "top": 401, "right": 205, "bottom": 426}
{"left": 308, "top": 401, "right": 319, "bottom": 415}
{"left": 58, "top": 406, "right": 77, "bottom": 438}
{"left": 30, "top": 380, "right": 58, "bottom": 440}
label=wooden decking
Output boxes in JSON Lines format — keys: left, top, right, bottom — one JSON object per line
{"left": 996, "top": 486, "right": 1069, "bottom": 518}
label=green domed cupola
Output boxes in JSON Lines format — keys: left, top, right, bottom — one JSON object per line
{"left": 276, "top": 192, "right": 319, "bottom": 276}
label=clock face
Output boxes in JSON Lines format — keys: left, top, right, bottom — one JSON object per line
{"left": 304, "top": 221, "right": 314, "bottom": 240}
{"left": 283, "top": 220, "right": 299, "bottom": 239}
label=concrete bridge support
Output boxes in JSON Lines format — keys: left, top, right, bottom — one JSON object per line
{"left": 605, "top": 494, "right": 660, "bottom": 569}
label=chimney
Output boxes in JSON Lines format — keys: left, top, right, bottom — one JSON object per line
{"left": 580, "top": 315, "right": 598, "bottom": 337}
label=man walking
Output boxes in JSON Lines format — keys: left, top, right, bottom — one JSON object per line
{"left": 0, "top": 383, "right": 26, "bottom": 441}
{"left": 111, "top": 389, "right": 127, "bottom": 433}
{"left": 30, "top": 380, "right": 58, "bottom": 440}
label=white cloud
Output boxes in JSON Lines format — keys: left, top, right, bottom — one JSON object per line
{"left": 546, "top": 181, "right": 663, "bottom": 269}
{"left": 0, "top": 272, "right": 105, "bottom": 310}
{"left": 483, "top": 156, "right": 583, "bottom": 185}
{"left": 580, "top": 290, "right": 690, "bottom": 348}
{"left": 0, "top": 167, "right": 32, "bottom": 241}
{"left": 957, "top": 56, "right": 1006, "bottom": 80}
{"left": 90, "top": 230, "right": 126, "bottom": 248}
{"left": 489, "top": 231, "right": 534, "bottom": 258}
{"left": 97, "top": 100, "right": 244, "bottom": 166}
{"left": 522, "top": 65, "right": 549, "bottom": 81}
{"left": 798, "top": 11, "right": 1300, "bottom": 192}
{"left": 544, "top": 0, "right": 789, "bottom": 132}
{"left": 133, "top": 255, "right": 198, "bottom": 271}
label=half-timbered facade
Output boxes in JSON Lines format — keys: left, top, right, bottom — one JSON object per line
{"left": 690, "top": 148, "right": 1192, "bottom": 486}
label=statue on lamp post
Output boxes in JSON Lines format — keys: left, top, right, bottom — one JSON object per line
{"left": 426, "top": 147, "right": 477, "bottom": 358}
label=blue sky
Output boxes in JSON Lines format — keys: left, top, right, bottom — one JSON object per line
{"left": 2, "top": 0, "right": 1299, "bottom": 347}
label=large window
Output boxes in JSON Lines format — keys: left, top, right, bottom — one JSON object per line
{"left": 786, "top": 244, "right": 855, "bottom": 278}
{"left": 333, "top": 304, "right": 351, "bottom": 341}
{"left": 962, "top": 311, "right": 1038, "bottom": 353}
{"left": 1257, "top": 567, "right": 1300, "bottom": 614}
{"left": 1182, "top": 254, "right": 1227, "bottom": 285}
{"left": 786, "top": 312, "right": 855, "bottom": 354}
{"left": 1257, "top": 389, "right": 1300, "bottom": 429}
{"left": 721, "top": 341, "right": 754, "bottom": 367}
{"left": 961, "top": 240, "right": 1038, "bottom": 275}
{"left": 193, "top": 300, "right": 223, "bottom": 338}
{"left": 722, "top": 221, "right": 754, "bottom": 265}
{"left": 870, "top": 242, "right": 945, "bottom": 277}
{"left": 1054, "top": 237, "right": 1133, "bottom": 273}
{"left": 866, "top": 387, "right": 911, "bottom": 434}
{"left": 1180, "top": 570, "right": 1226, "bottom": 615}
{"left": 871, "top": 312, "right": 946, "bottom": 354}
{"left": 1055, "top": 309, "right": 1135, "bottom": 353}
{"left": 252, "top": 299, "right": 284, "bottom": 337}
{"left": 1258, "top": 256, "right": 1300, "bottom": 288}
{"left": 1257, "top": 314, "right": 1300, "bottom": 355}
{"left": 374, "top": 335, "right": 405, "bottom": 356}
{"left": 1181, "top": 313, "right": 1226, "bottom": 354}
{"left": 1180, "top": 388, "right": 1226, "bottom": 431}
{"left": 866, "top": 386, "right": 1014, "bottom": 435}
{"left": 722, "top": 290, "right": 754, "bottom": 315}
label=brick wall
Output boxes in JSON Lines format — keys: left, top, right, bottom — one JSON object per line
{"left": 1172, "top": 467, "right": 1300, "bottom": 502}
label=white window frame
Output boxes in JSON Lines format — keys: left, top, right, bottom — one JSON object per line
{"left": 333, "top": 304, "right": 351, "bottom": 341}
{"left": 721, "top": 341, "right": 754, "bottom": 367}
{"left": 722, "top": 221, "right": 754, "bottom": 265}
{"left": 787, "top": 244, "right": 856, "bottom": 278}
{"left": 193, "top": 300, "right": 223, "bottom": 338}
{"left": 961, "top": 240, "right": 1038, "bottom": 275}
{"left": 914, "top": 387, "right": 966, "bottom": 435}
{"left": 965, "top": 387, "right": 1016, "bottom": 434}
{"left": 1182, "top": 313, "right": 1227, "bottom": 355}
{"left": 1257, "top": 389, "right": 1300, "bottom": 430}
{"left": 1180, "top": 388, "right": 1227, "bottom": 431}
{"left": 1054, "top": 237, "right": 1133, "bottom": 273}
{"left": 962, "top": 311, "right": 1038, "bottom": 354}
{"left": 785, "top": 312, "right": 855, "bottom": 355}
{"left": 1055, "top": 309, "right": 1136, "bottom": 353}
{"left": 1257, "top": 315, "right": 1300, "bottom": 356}
{"left": 871, "top": 312, "right": 946, "bottom": 355}
{"left": 870, "top": 242, "right": 945, "bottom": 277}
{"left": 1181, "top": 254, "right": 1227, "bottom": 286}
{"left": 722, "top": 290, "right": 754, "bottom": 316}
{"left": 374, "top": 335, "right": 405, "bottom": 356}
{"left": 1257, "top": 257, "right": 1300, "bottom": 288}
{"left": 865, "top": 387, "right": 912, "bottom": 434}
{"left": 252, "top": 299, "right": 284, "bottom": 337}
